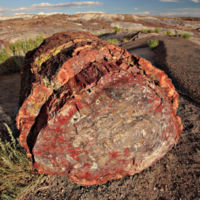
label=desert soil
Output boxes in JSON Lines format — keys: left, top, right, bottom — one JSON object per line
{"left": 0, "top": 13, "right": 200, "bottom": 43}
{"left": 0, "top": 34, "right": 200, "bottom": 199}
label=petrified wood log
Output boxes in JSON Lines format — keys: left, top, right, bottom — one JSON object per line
{"left": 16, "top": 32, "right": 182, "bottom": 185}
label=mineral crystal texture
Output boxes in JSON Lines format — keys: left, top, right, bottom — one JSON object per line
{"left": 16, "top": 32, "right": 182, "bottom": 185}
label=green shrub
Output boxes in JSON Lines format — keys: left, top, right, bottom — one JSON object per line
{"left": 181, "top": 33, "right": 191, "bottom": 39}
{"left": 142, "top": 29, "right": 153, "bottom": 34}
{"left": 142, "top": 28, "right": 149, "bottom": 34}
{"left": 106, "top": 38, "right": 119, "bottom": 45}
{"left": 0, "top": 123, "right": 42, "bottom": 199}
{"left": 0, "top": 48, "right": 10, "bottom": 64}
{"left": 9, "top": 35, "right": 44, "bottom": 56}
{"left": 155, "top": 27, "right": 161, "bottom": 33}
{"left": 166, "top": 30, "right": 172, "bottom": 36}
{"left": 147, "top": 40, "right": 159, "bottom": 49}
{"left": 114, "top": 27, "right": 121, "bottom": 33}
{"left": 0, "top": 35, "right": 44, "bottom": 74}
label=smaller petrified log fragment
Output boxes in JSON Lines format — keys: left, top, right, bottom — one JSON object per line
{"left": 16, "top": 32, "right": 182, "bottom": 185}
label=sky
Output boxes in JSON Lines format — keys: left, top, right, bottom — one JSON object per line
{"left": 0, "top": 0, "right": 200, "bottom": 17}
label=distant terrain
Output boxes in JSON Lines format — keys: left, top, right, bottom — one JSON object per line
{"left": 0, "top": 13, "right": 200, "bottom": 200}
{"left": 0, "top": 13, "right": 199, "bottom": 43}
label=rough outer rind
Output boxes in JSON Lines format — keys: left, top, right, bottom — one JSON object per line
{"left": 137, "top": 56, "right": 182, "bottom": 141}
{"left": 16, "top": 32, "right": 182, "bottom": 185}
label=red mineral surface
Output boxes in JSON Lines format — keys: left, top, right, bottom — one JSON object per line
{"left": 16, "top": 32, "right": 182, "bottom": 185}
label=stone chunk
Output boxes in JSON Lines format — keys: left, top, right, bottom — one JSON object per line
{"left": 16, "top": 32, "right": 182, "bottom": 185}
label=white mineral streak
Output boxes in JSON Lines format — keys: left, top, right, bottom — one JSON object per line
{"left": 74, "top": 163, "right": 82, "bottom": 169}
{"left": 65, "top": 154, "right": 74, "bottom": 162}
{"left": 89, "top": 154, "right": 98, "bottom": 170}
{"left": 141, "top": 129, "right": 147, "bottom": 137}
{"left": 91, "top": 162, "right": 98, "bottom": 170}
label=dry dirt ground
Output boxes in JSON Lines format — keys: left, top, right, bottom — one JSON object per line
{"left": 0, "top": 13, "right": 200, "bottom": 43}
{"left": 0, "top": 34, "right": 200, "bottom": 199}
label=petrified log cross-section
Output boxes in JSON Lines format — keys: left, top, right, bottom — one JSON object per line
{"left": 16, "top": 32, "right": 182, "bottom": 185}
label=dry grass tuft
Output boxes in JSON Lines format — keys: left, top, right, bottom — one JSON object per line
{"left": 0, "top": 123, "right": 42, "bottom": 200}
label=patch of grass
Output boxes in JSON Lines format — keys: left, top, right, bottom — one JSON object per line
{"left": 181, "top": 33, "right": 191, "bottom": 39}
{"left": 0, "top": 48, "right": 10, "bottom": 64}
{"left": 166, "top": 30, "right": 172, "bottom": 36}
{"left": 0, "top": 35, "right": 44, "bottom": 74}
{"left": 9, "top": 35, "right": 44, "bottom": 56}
{"left": 142, "top": 29, "right": 153, "bottom": 34}
{"left": 142, "top": 28, "right": 149, "bottom": 33}
{"left": 114, "top": 27, "right": 121, "bottom": 33}
{"left": 106, "top": 38, "right": 119, "bottom": 45}
{"left": 155, "top": 27, "right": 161, "bottom": 33}
{"left": 147, "top": 39, "right": 159, "bottom": 49}
{"left": 148, "top": 29, "right": 153, "bottom": 33}
{"left": 0, "top": 123, "right": 41, "bottom": 200}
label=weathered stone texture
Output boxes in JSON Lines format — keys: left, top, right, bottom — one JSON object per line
{"left": 16, "top": 32, "right": 182, "bottom": 185}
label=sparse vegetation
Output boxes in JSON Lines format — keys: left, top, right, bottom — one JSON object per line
{"left": 155, "top": 27, "right": 161, "bottom": 33}
{"left": 166, "top": 30, "right": 172, "bottom": 36}
{"left": 106, "top": 38, "right": 119, "bottom": 45}
{"left": 147, "top": 39, "right": 159, "bottom": 49}
{"left": 148, "top": 29, "right": 153, "bottom": 33}
{"left": 0, "top": 35, "right": 44, "bottom": 74}
{"left": 114, "top": 27, "right": 121, "bottom": 33}
{"left": 142, "top": 28, "right": 149, "bottom": 33}
{"left": 9, "top": 35, "right": 44, "bottom": 56}
{"left": 181, "top": 33, "right": 191, "bottom": 39}
{"left": 0, "top": 123, "right": 42, "bottom": 200}
{"left": 142, "top": 28, "right": 154, "bottom": 34}
{"left": 0, "top": 48, "right": 10, "bottom": 64}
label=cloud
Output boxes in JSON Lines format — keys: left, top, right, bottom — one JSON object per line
{"left": 160, "top": 0, "right": 179, "bottom": 2}
{"left": 38, "top": 12, "right": 65, "bottom": 15}
{"left": 160, "top": 8, "right": 200, "bottom": 16}
{"left": 75, "top": 11, "right": 105, "bottom": 13}
{"left": 0, "top": 7, "right": 10, "bottom": 12}
{"left": 133, "top": 11, "right": 150, "bottom": 15}
{"left": 30, "top": 1, "right": 102, "bottom": 9}
{"left": 0, "top": 1, "right": 103, "bottom": 14}
{"left": 191, "top": 0, "right": 200, "bottom": 3}
{"left": 32, "top": 3, "right": 52, "bottom": 8}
